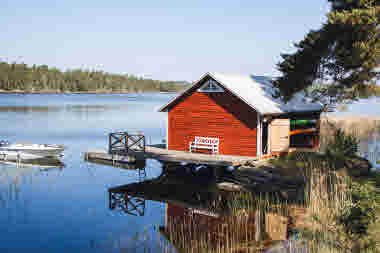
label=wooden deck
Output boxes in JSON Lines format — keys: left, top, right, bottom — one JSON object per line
{"left": 85, "top": 145, "right": 258, "bottom": 166}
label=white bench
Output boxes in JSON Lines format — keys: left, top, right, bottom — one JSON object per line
{"left": 189, "top": 136, "right": 219, "bottom": 154}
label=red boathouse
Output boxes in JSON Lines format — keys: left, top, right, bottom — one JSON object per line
{"left": 159, "top": 73, "right": 324, "bottom": 159}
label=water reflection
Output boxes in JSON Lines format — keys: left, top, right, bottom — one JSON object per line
{"left": 86, "top": 157, "right": 146, "bottom": 170}
{"left": 358, "top": 133, "right": 380, "bottom": 170}
{"left": 0, "top": 158, "right": 65, "bottom": 226}
{"left": 108, "top": 165, "right": 309, "bottom": 253}
{"left": 0, "top": 93, "right": 172, "bottom": 252}
{"left": 0, "top": 158, "right": 64, "bottom": 180}
{"left": 108, "top": 169, "right": 227, "bottom": 217}
{"left": 0, "top": 93, "right": 377, "bottom": 252}
{"left": 1, "top": 157, "right": 64, "bottom": 166}
{"left": 0, "top": 158, "right": 65, "bottom": 200}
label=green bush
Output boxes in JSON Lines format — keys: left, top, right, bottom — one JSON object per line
{"left": 325, "top": 122, "right": 359, "bottom": 157}
{"left": 338, "top": 182, "right": 378, "bottom": 237}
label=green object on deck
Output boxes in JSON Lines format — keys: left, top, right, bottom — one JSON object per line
{"left": 290, "top": 120, "right": 316, "bottom": 126}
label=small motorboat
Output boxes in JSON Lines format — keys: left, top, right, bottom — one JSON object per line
{"left": 0, "top": 140, "right": 65, "bottom": 160}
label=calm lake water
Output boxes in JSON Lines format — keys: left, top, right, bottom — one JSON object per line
{"left": 0, "top": 93, "right": 177, "bottom": 252}
{"left": 0, "top": 94, "right": 379, "bottom": 252}
{"left": 328, "top": 97, "right": 380, "bottom": 169}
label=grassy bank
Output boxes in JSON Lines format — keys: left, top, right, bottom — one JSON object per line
{"left": 158, "top": 120, "right": 380, "bottom": 253}
{"left": 321, "top": 115, "right": 380, "bottom": 141}
{"left": 269, "top": 152, "right": 379, "bottom": 253}
{"left": 105, "top": 120, "right": 380, "bottom": 253}
{"left": 155, "top": 152, "right": 379, "bottom": 253}
{"left": 114, "top": 156, "right": 379, "bottom": 253}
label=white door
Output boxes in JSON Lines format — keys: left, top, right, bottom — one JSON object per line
{"left": 270, "top": 119, "right": 290, "bottom": 152}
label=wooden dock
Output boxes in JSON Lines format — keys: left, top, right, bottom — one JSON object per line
{"left": 84, "top": 132, "right": 258, "bottom": 167}
{"left": 85, "top": 149, "right": 137, "bottom": 163}
{"left": 145, "top": 145, "right": 258, "bottom": 165}
{"left": 85, "top": 145, "right": 258, "bottom": 166}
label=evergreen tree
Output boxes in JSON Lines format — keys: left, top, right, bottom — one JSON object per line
{"left": 274, "top": 0, "right": 379, "bottom": 105}
{"left": 0, "top": 61, "right": 189, "bottom": 93}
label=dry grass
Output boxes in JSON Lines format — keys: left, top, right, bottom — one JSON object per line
{"left": 158, "top": 166, "right": 354, "bottom": 253}
{"left": 158, "top": 153, "right": 377, "bottom": 253}
{"left": 162, "top": 211, "right": 266, "bottom": 253}
{"left": 321, "top": 115, "right": 380, "bottom": 140}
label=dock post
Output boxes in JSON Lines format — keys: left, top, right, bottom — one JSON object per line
{"left": 108, "top": 133, "right": 112, "bottom": 154}
{"left": 126, "top": 133, "right": 129, "bottom": 153}
{"left": 109, "top": 191, "right": 112, "bottom": 209}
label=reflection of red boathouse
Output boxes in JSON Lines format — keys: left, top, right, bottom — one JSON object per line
{"left": 159, "top": 72, "right": 324, "bottom": 159}
{"left": 161, "top": 203, "right": 291, "bottom": 252}
{"left": 108, "top": 170, "right": 310, "bottom": 253}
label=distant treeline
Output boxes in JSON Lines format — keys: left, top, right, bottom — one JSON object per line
{"left": 0, "top": 61, "right": 190, "bottom": 93}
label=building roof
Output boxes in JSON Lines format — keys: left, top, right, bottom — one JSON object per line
{"left": 159, "top": 72, "right": 324, "bottom": 115}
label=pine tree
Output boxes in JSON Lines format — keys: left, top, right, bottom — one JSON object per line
{"left": 274, "top": 0, "right": 379, "bottom": 105}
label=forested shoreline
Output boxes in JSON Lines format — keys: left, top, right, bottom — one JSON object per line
{"left": 0, "top": 61, "right": 189, "bottom": 93}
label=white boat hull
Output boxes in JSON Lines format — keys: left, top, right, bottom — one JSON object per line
{"left": 0, "top": 151, "right": 46, "bottom": 160}
{"left": 0, "top": 143, "right": 65, "bottom": 160}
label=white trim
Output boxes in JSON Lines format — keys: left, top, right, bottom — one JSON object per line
{"left": 268, "top": 121, "right": 271, "bottom": 154}
{"left": 261, "top": 119, "right": 270, "bottom": 155}
{"left": 197, "top": 79, "right": 224, "bottom": 93}
{"left": 260, "top": 115, "right": 262, "bottom": 158}
{"left": 197, "top": 89, "right": 224, "bottom": 93}
{"left": 158, "top": 72, "right": 262, "bottom": 113}
{"left": 166, "top": 112, "right": 169, "bottom": 150}
{"left": 210, "top": 72, "right": 261, "bottom": 114}
{"left": 257, "top": 113, "right": 261, "bottom": 159}
{"left": 158, "top": 72, "right": 324, "bottom": 114}
{"left": 158, "top": 72, "right": 210, "bottom": 112}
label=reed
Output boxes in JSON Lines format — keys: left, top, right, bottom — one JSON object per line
{"left": 294, "top": 151, "right": 379, "bottom": 253}
{"left": 160, "top": 193, "right": 289, "bottom": 253}
{"left": 320, "top": 116, "right": 380, "bottom": 141}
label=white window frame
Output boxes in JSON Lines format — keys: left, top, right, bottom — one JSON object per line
{"left": 197, "top": 79, "right": 224, "bottom": 93}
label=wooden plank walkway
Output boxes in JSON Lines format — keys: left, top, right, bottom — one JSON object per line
{"left": 145, "top": 146, "right": 257, "bottom": 165}
{"left": 84, "top": 145, "right": 258, "bottom": 166}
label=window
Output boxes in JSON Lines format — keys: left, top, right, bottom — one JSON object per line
{"left": 198, "top": 79, "right": 224, "bottom": 93}
{"left": 289, "top": 119, "right": 319, "bottom": 148}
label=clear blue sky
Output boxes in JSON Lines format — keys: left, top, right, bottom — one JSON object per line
{"left": 1, "top": 0, "right": 330, "bottom": 81}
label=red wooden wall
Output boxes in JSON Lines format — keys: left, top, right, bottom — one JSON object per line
{"left": 167, "top": 82, "right": 258, "bottom": 157}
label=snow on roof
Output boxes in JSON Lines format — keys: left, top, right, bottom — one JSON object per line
{"left": 159, "top": 72, "right": 324, "bottom": 115}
